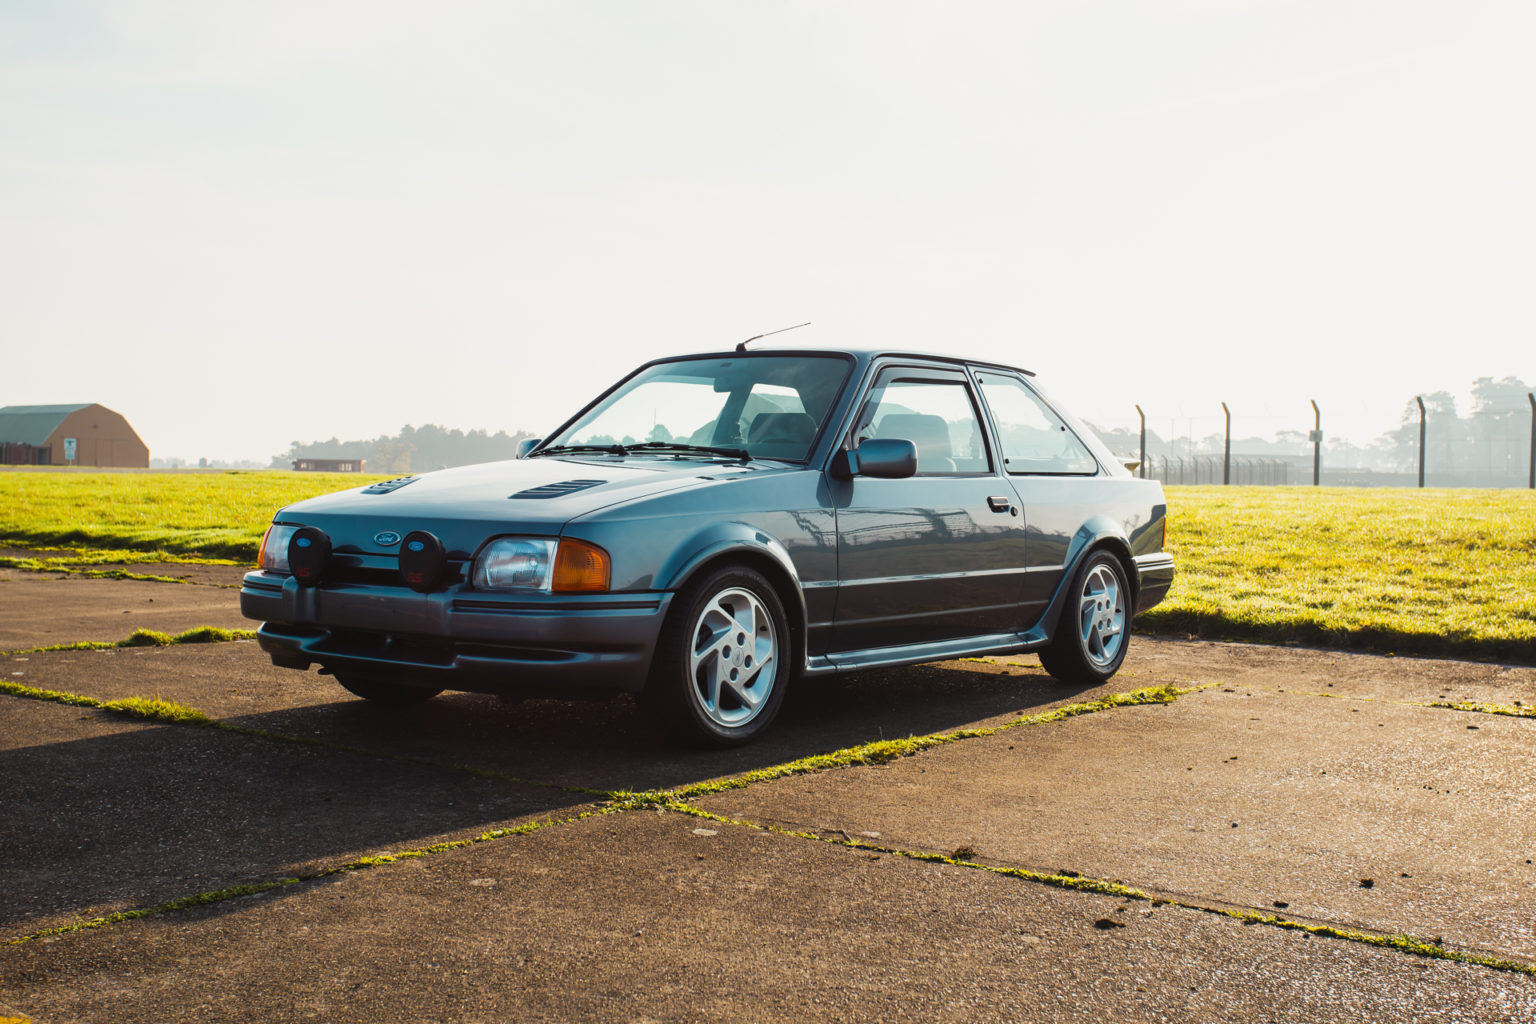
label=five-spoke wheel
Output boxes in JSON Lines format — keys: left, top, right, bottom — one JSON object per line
{"left": 643, "top": 566, "right": 790, "bottom": 746}
{"left": 1038, "top": 550, "right": 1132, "bottom": 685}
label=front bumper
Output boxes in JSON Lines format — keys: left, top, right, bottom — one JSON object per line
{"left": 240, "top": 570, "right": 673, "bottom": 695}
{"left": 1132, "top": 553, "right": 1176, "bottom": 614}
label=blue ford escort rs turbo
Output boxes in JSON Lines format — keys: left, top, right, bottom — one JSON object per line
{"left": 242, "top": 346, "right": 1174, "bottom": 746}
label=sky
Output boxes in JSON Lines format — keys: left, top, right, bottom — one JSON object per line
{"left": 2, "top": 0, "right": 1532, "bottom": 463}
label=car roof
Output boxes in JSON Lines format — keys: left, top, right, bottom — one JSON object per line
{"left": 648, "top": 347, "right": 1036, "bottom": 377}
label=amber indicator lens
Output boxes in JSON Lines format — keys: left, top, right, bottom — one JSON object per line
{"left": 552, "top": 539, "right": 611, "bottom": 593}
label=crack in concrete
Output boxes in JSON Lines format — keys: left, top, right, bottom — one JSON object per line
{"left": 1289, "top": 687, "right": 1536, "bottom": 719}
{"left": 0, "top": 681, "right": 1218, "bottom": 946}
{"left": 0, "top": 678, "right": 608, "bottom": 798}
{"left": 0, "top": 627, "right": 257, "bottom": 657}
{"left": 3, "top": 808, "right": 614, "bottom": 947}
{"left": 655, "top": 802, "right": 1536, "bottom": 977}
{"left": 10, "top": 674, "right": 1520, "bottom": 973}
{"left": 609, "top": 684, "right": 1209, "bottom": 806}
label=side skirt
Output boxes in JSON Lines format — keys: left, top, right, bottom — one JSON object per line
{"left": 804, "top": 628, "right": 1051, "bottom": 677}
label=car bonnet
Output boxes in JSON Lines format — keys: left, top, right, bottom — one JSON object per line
{"left": 270, "top": 456, "right": 759, "bottom": 558}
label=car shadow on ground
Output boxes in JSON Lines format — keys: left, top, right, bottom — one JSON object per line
{"left": 2, "top": 658, "right": 1100, "bottom": 938}
{"left": 0, "top": 699, "right": 587, "bottom": 937}
{"left": 221, "top": 658, "right": 1102, "bottom": 793}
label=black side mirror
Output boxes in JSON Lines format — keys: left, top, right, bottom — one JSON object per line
{"left": 515, "top": 438, "right": 543, "bottom": 459}
{"left": 830, "top": 438, "right": 918, "bottom": 479}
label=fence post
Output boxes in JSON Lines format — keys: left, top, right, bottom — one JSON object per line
{"left": 1221, "top": 402, "right": 1231, "bottom": 485}
{"left": 1416, "top": 396, "right": 1427, "bottom": 488}
{"left": 1135, "top": 404, "right": 1146, "bottom": 479}
{"left": 1528, "top": 393, "right": 1534, "bottom": 489}
{"left": 1310, "top": 399, "right": 1321, "bottom": 486}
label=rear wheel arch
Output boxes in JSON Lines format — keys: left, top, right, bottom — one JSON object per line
{"left": 1061, "top": 521, "right": 1139, "bottom": 616}
{"left": 1086, "top": 537, "right": 1139, "bottom": 613}
{"left": 1038, "top": 546, "right": 1134, "bottom": 685}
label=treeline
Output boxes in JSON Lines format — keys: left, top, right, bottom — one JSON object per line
{"left": 272, "top": 424, "right": 533, "bottom": 474}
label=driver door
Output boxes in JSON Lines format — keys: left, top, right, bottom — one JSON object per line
{"left": 829, "top": 366, "right": 1029, "bottom": 652}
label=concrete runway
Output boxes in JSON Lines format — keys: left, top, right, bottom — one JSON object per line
{"left": 2, "top": 564, "right": 1534, "bottom": 1022}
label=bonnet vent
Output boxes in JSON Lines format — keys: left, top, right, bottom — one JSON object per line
{"left": 508, "top": 479, "right": 606, "bottom": 500}
{"left": 361, "top": 476, "right": 419, "bottom": 495}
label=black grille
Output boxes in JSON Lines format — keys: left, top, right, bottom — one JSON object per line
{"left": 508, "top": 479, "right": 605, "bottom": 500}
{"left": 322, "top": 561, "right": 466, "bottom": 588}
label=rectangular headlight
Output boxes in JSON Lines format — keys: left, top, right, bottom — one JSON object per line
{"left": 259, "top": 524, "right": 298, "bottom": 574}
{"left": 473, "top": 537, "right": 558, "bottom": 591}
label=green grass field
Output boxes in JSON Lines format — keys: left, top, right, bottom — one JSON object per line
{"left": 0, "top": 469, "right": 388, "bottom": 562}
{"left": 1, "top": 470, "right": 1531, "bottom": 662}
{"left": 1146, "top": 486, "right": 1536, "bottom": 661}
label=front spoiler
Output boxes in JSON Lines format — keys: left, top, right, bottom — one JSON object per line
{"left": 241, "top": 570, "right": 672, "bottom": 695}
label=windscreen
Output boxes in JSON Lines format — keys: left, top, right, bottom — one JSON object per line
{"left": 547, "top": 355, "right": 851, "bottom": 461}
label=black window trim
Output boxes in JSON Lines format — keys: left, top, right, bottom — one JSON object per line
{"left": 845, "top": 362, "right": 998, "bottom": 478}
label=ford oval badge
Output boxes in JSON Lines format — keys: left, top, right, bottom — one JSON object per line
{"left": 374, "top": 531, "right": 402, "bottom": 547}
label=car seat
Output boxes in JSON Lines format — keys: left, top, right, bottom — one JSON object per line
{"left": 746, "top": 412, "right": 818, "bottom": 460}
{"left": 876, "top": 413, "right": 955, "bottom": 473}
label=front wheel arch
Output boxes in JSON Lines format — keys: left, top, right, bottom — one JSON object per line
{"left": 665, "top": 548, "right": 806, "bottom": 682}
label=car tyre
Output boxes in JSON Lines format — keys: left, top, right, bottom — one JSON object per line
{"left": 333, "top": 673, "right": 444, "bottom": 704}
{"left": 641, "top": 566, "right": 790, "bottom": 747}
{"left": 1038, "top": 549, "right": 1131, "bottom": 685}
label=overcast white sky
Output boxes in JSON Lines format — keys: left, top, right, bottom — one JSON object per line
{"left": 3, "top": 1, "right": 1532, "bottom": 462}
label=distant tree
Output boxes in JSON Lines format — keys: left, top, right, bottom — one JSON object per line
{"left": 1469, "top": 376, "right": 1532, "bottom": 484}
{"left": 273, "top": 423, "right": 531, "bottom": 472}
{"left": 1372, "top": 391, "right": 1467, "bottom": 477}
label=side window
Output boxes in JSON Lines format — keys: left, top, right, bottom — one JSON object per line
{"left": 977, "top": 374, "right": 1099, "bottom": 475}
{"left": 853, "top": 373, "right": 991, "bottom": 475}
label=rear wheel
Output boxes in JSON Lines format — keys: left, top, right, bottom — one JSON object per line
{"left": 641, "top": 566, "right": 790, "bottom": 747}
{"left": 333, "top": 672, "right": 444, "bottom": 704}
{"left": 1037, "top": 550, "right": 1131, "bottom": 685}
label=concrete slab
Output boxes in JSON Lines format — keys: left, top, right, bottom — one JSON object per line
{"left": 696, "top": 685, "right": 1536, "bottom": 962}
{"left": 0, "top": 573, "right": 247, "bottom": 650}
{"left": 0, "top": 699, "right": 590, "bottom": 938}
{"left": 3, "top": 810, "right": 1531, "bottom": 1024}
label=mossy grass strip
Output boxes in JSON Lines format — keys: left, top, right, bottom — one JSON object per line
{"left": 1418, "top": 699, "right": 1536, "bottom": 718}
{"left": 1, "top": 626, "right": 257, "bottom": 657}
{"left": 0, "top": 680, "right": 213, "bottom": 725}
{"left": 1293, "top": 688, "right": 1536, "bottom": 720}
{"left": 5, "top": 809, "right": 609, "bottom": 947}
{"left": 0, "top": 557, "right": 191, "bottom": 584}
{"left": 661, "top": 802, "right": 1536, "bottom": 976}
{"left": 605, "top": 685, "right": 1204, "bottom": 806}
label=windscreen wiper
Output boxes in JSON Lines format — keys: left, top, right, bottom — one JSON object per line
{"left": 528, "top": 443, "right": 629, "bottom": 458}
{"left": 624, "top": 441, "right": 751, "bottom": 461}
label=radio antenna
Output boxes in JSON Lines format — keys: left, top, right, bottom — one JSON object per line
{"left": 736, "top": 321, "right": 811, "bottom": 352}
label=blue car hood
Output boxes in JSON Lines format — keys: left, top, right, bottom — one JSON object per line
{"left": 274, "top": 456, "right": 775, "bottom": 556}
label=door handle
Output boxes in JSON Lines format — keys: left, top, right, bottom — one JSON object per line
{"left": 987, "top": 495, "right": 1012, "bottom": 513}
